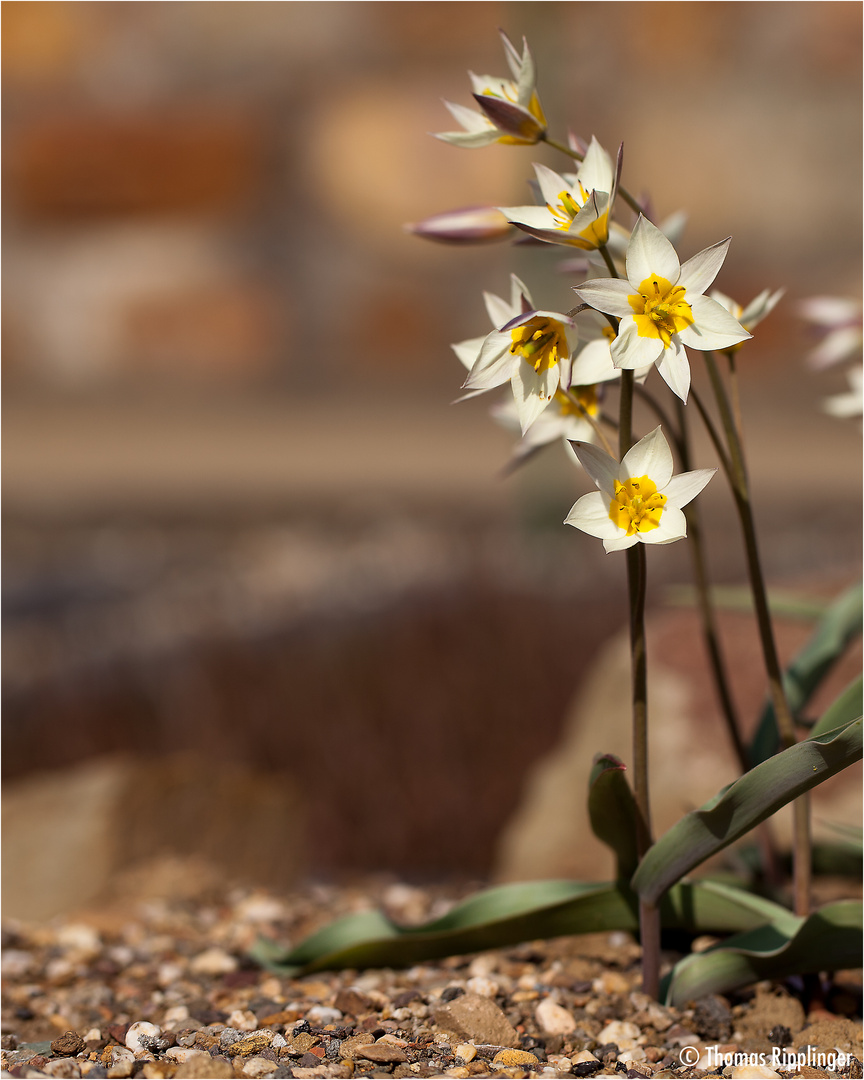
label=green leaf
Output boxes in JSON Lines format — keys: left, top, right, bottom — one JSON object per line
{"left": 632, "top": 717, "right": 863, "bottom": 906}
{"left": 665, "top": 584, "right": 830, "bottom": 621}
{"left": 749, "top": 583, "right": 862, "bottom": 765}
{"left": 588, "top": 753, "right": 639, "bottom": 881}
{"left": 663, "top": 900, "right": 862, "bottom": 1006}
{"left": 249, "top": 878, "right": 797, "bottom": 977}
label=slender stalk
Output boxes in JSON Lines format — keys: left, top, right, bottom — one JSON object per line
{"left": 701, "top": 351, "right": 811, "bottom": 916}
{"left": 724, "top": 349, "right": 746, "bottom": 456}
{"left": 618, "top": 368, "right": 661, "bottom": 996}
{"left": 674, "top": 398, "right": 748, "bottom": 774}
{"left": 541, "top": 134, "right": 646, "bottom": 217}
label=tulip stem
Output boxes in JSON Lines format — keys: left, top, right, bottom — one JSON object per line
{"left": 618, "top": 368, "right": 660, "bottom": 997}
{"left": 701, "top": 352, "right": 810, "bottom": 916}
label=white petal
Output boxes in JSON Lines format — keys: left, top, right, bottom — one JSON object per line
{"left": 435, "top": 128, "right": 501, "bottom": 149}
{"left": 570, "top": 441, "right": 620, "bottom": 497}
{"left": 808, "top": 326, "right": 862, "bottom": 370}
{"left": 483, "top": 291, "right": 514, "bottom": 328}
{"left": 564, "top": 490, "right": 621, "bottom": 539}
{"left": 533, "top": 163, "right": 571, "bottom": 206}
{"left": 799, "top": 296, "right": 861, "bottom": 326}
{"left": 442, "top": 99, "right": 492, "bottom": 131}
{"left": 510, "top": 274, "right": 535, "bottom": 313}
{"left": 663, "top": 468, "right": 717, "bottom": 509}
{"left": 612, "top": 318, "right": 665, "bottom": 370}
{"left": 603, "top": 534, "right": 639, "bottom": 553}
{"left": 678, "top": 294, "right": 752, "bottom": 350}
{"left": 499, "top": 205, "right": 557, "bottom": 229}
{"left": 511, "top": 363, "right": 557, "bottom": 433}
{"left": 655, "top": 339, "right": 691, "bottom": 402}
{"left": 740, "top": 288, "right": 784, "bottom": 328}
{"left": 463, "top": 331, "right": 515, "bottom": 390}
{"left": 573, "top": 278, "right": 633, "bottom": 317}
{"left": 626, "top": 216, "right": 680, "bottom": 288}
{"left": 576, "top": 136, "right": 614, "bottom": 195}
{"left": 621, "top": 426, "right": 673, "bottom": 488}
{"left": 451, "top": 336, "right": 487, "bottom": 371}
{"left": 570, "top": 338, "right": 618, "bottom": 384}
{"left": 637, "top": 504, "right": 688, "bottom": 545}
{"left": 677, "top": 238, "right": 731, "bottom": 296}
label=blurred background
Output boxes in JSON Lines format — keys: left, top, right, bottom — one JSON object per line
{"left": 3, "top": 2, "right": 862, "bottom": 919}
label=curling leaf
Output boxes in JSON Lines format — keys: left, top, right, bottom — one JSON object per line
{"left": 663, "top": 900, "right": 862, "bottom": 1006}
{"left": 749, "top": 582, "right": 862, "bottom": 764}
{"left": 632, "top": 717, "right": 863, "bottom": 906}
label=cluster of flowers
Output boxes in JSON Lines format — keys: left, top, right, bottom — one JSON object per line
{"left": 799, "top": 296, "right": 863, "bottom": 422}
{"left": 410, "top": 32, "right": 859, "bottom": 552}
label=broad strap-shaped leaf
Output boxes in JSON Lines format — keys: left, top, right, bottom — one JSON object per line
{"left": 588, "top": 753, "right": 639, "bottom": 881}
{"left": 249, "top": 878, "right": 796, "bottom": 977}
{"left": 749, "top": 582, "right": 862, "bottom": 765}
{"left": 632, "top": 718, "right": 863, "bottom": 906}
{"left": 663, "top": 900, "right": 862, "bottom": 1006}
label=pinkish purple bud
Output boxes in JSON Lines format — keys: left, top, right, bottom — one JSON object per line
{"left": 404, "top": 206, "right": 512, "bottom": 244}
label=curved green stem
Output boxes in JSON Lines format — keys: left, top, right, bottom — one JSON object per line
{"left": 700, "top": 351, "right": 810, "bottom": 916}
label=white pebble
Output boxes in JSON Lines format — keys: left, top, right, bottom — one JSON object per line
{"left": 189, "top": 947, "right": 238, "bottom": 975}
{"left": 728, "top": 1067, "right": 781, "bottom": 1079}
{"left": 164, "top": 1048, "right": 200, "bottom": 1063}
{"left": 242, "top": 1056, "right": 278, "bottom": 1077}
{"left": 162, "top": 1005, "right": 189, "bottom": 1027}
{"left": 44, "top": 1059, "right": 82, "bottom": 1078}
{"left": 465, "top": 976, "right": 498, "bottom": 998}
{"left": 468, "top": 955, "right": 497, "bottom": 978}
{"left": 83, "top": 1029, "right": 101, "bottom": 1043}
{"left": 617, "top": 1047, "right": 646, "bottom": 1063}
{"left": 455, "top": 1044, "right": 477, "bottom": 1062}
{"left": 56, "top": 924, "right": 101, "bottom": 955}
{"left": 2, "top": 950, "right": 33, "bottom": 976}
{"left": 271, "top": 1033, "right": 287, "bottom": 1048}
{"left": 305, "top": 1005, "right": 342, "bottom": 1025}
{"left": 227, "top": 1009, "right": 258, "bottom": 1031}
{"left": 535, "top": 998, "right": 577, "bottom": 1035}
{"left": 125, "top": 1021, "right": 161, "bottom": 1053}
{"left": 597, "top": 1020, "right": 640, "bottom": 1050}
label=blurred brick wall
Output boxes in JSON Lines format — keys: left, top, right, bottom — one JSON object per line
{"left": 3, "top": 1, "right": 861, "bottom": 391}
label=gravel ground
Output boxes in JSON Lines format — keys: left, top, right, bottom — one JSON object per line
{"left": 2, "top": 878, "right": 862, "bottom": 1080}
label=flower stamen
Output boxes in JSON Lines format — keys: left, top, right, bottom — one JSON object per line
{"left": 509, "top": 315, "right": 569, "bottom": 373}
{"left": 629, "top": 275, "right": 694, "bottom": 348}
{"left": 609, "top": 475, "right": 667, "bottom": 536}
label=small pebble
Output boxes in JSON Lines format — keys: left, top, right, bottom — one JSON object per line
{"left": 466, "top": 976, "right": 499, "bottom": 998}
{"left": 189, "top": 948, "right": 238, "bottom": 975}
{"left": 728, "top": 1067, "right": 781, "bottom": 1079}
{"left": 492, "top": 1049, "right": 539, "bottom": 1067}
{"left": 455, "top": 1044, "right": 477, "bottom": 1062}
{"left": 535, "top": 998, "right": 577, "bottom": 1036}
{"left": 597, "top": 1020, "right": 640, "bottom": 1051}
{"left": 242, "top": 1057, "right": 278, "bottom": 1077}
{"left": 305, "top": 1005, "right": 342, "bottom": 1026}
{"left": 227, "top": 1011, "right": 259, "bottom": 1032}
{"left": 125, "top": 1023, "right": 162, "bottom": 1054}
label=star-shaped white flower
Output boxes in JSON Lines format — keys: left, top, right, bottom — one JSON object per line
{"left": 574, "top": 216, "right": 752, "bottom": 401}
{"left": 565, "top": 426, "right": 716, "bottom": 553}
{"left": 435, "top": 32, "right": 546, "bottom": 148}
{"left": 453, "top": 275, "right": 578, "bottom": 434}
{"left": 498, "top": 137, "right": 617, "bottom": 249}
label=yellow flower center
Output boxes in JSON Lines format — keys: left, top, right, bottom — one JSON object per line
{"left": 509, "top": 315, "right": 569, "bottom": 374}
{"left": 554, "top": 384, "right": 598, "bottom": 417}
{"left": 629, "top": 275, "right": 694, "bottom": 348}
{"left": 548, "top": 185, "right": 589, "bottom": 229}
{"left": 609, "top": 475, "right": 667, "bottom": 536}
